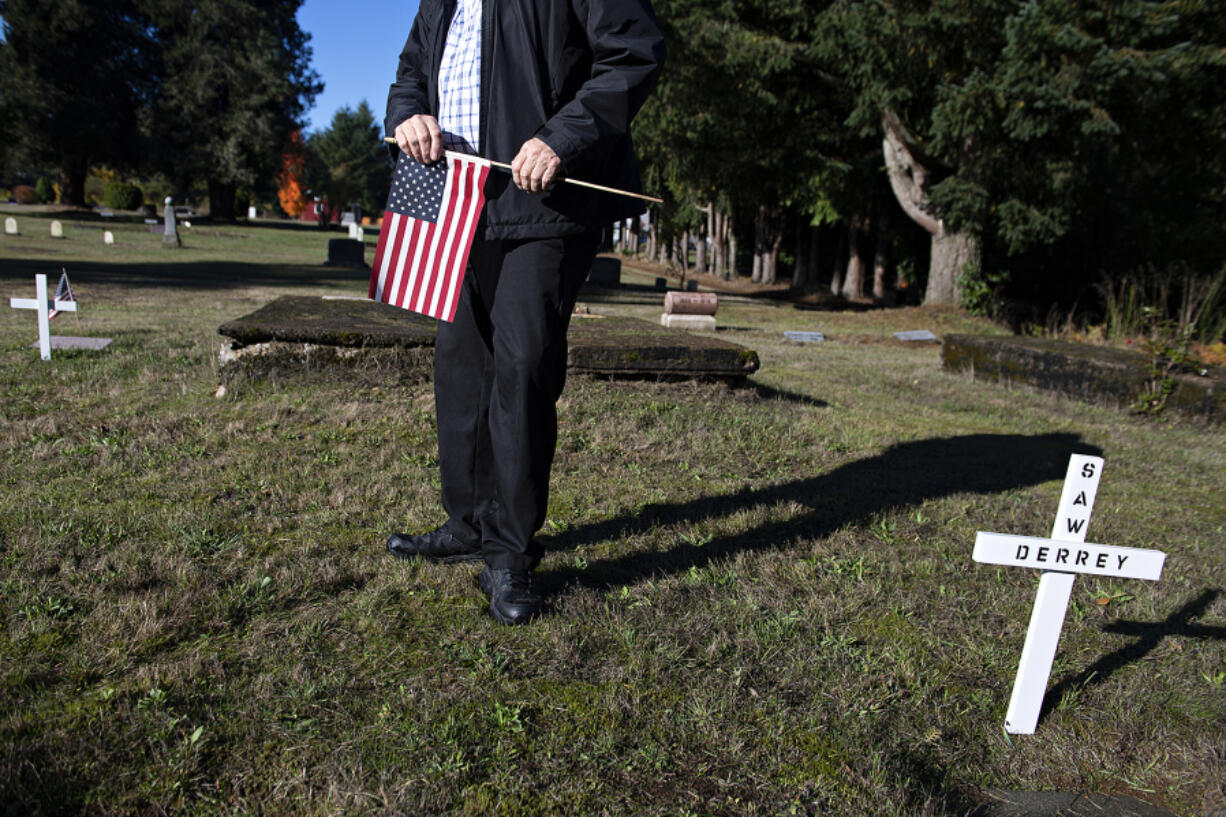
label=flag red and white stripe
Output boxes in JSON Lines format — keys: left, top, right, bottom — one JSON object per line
{"left": 369, "top": 152, "right": 490, "bottom": 322}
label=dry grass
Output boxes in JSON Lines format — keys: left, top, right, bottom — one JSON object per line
{"left": 1, "top": 210, "right": 1224, "bottom": 816}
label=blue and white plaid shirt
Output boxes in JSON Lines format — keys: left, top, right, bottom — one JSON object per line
{"left": 437, "top": 0, "right": 482, "bottom": 154}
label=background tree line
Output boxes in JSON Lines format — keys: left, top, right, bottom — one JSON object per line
{"left": 0, "top": 0, "right": 384, "bottom": 222}
{"left": 634, "top": 0, "right": 1226, "bottom": 328}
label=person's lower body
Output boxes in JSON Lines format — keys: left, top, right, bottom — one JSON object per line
{"left": 390, "top": 230, "right": 598, "bottom": 623}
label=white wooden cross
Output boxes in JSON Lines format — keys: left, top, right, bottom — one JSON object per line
{"left": 9, "top": 273, "right": 78, "bottom": 361}
{"left": 973, "top": 455, "right": 1166, "bottom": 734}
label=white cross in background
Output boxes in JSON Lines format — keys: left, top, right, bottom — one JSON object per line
{"left": 9, "top": 273, "right": 77, "bottom": 361}
{"left": 973, "top": 455, "right": 1167, "bottom": 734}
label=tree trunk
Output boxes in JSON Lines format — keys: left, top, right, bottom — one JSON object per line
{"left": 771, "top": 229, "right": 782, "bottom": 284}
{"left": 695, "top": 225, "right": 707, "bottom": 274}
{"left": 208, "top": 179, "right": 237, "bottom": 222}
{"left": 843, "top": 215, "right": 872, "bottom": 299}
{"left": 872, "top": 214, "right": 893, "bottom": 303}
{"left": 59, "top": 164, "right": 87, "bottom": 208}
{"left": 792, "top": 216, "right": 809, "bottom": 290}
{"left": 927, "top": 229, "right": 981, "bottom": 305}
{"left": 881, "top": 110, "right": 980, "bottom": 305}
{"left": 680, "top": 231, "right": 690, "bottom": 274}
{"left": 712, "top": 209, "right": 726, "bottom": 279}
{"left": 726, "top": 210, "right": 737, "bottom": 280}
{"left": 829, "top": 227, "right": 845, "bottom": 296}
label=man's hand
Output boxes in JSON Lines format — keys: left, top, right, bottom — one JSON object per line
{"left": 511, "top": 138, "right": 562, "bottom": 194}
{"left": 394, "top": 114, "right": 443, "bottom": 164}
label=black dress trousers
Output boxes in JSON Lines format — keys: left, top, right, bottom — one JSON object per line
{"left": 433, "top": 231, "right": 599, "bottom": 571}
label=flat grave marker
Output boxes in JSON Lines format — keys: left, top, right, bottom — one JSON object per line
{"left": 785, "top": 331, "right": 825, "bottom": 343}
{"left": 894, "top": 329, "right": 938, "bottom": 342}
{"left": 973, "top": 455, "right": 1167, "bottom": 734}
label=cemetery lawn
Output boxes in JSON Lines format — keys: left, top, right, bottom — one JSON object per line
{"left": 2, "top": 210, "right": 1224, "bottom": 817}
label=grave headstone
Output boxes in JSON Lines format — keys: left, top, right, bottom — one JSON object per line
{"left": 972, "top": 455, "right": 1167, "bottom": 734}
{"left": 341, "top": 212, "right": 356, "bottom": 226}
{"left": 248, "top": 206, "right": 258, "bottom": 220}
{"left": 163, "top": 196, "right": 181, "bottom": 248}
{"left": 661, "top": 313, "right": 717, "bottom": 331}
{"left": 50, "top": 221, "right": 64, "bottom": 239}
{"left": 893, "top": 329, "right": 938, "bottom": 342}
{"left": 785, "top": 331, "right": 825, "bottom": 343}
{"left": 104, "top": 231, "right": 115, "bottom": 246}
{"left": 664, "top": 291, "right": 717, "bottom": 315}
{"left": 325, "top": 238, "right": 367, "bottom": 268}
{"left": 685, "top": 279, "right": 699, "bottom": 292}
{"left": 587, "top": 257, "right": 621, "bottom": 287}
{"left": 347, "top": 222, "right": 364, "bottom": 240}
{"left": 4, "top": 217, "right": 17, "bottom": 235}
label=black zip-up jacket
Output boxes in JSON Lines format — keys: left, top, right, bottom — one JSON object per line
{"left": 385, "top": 0, "right": 665, "bottom": 240}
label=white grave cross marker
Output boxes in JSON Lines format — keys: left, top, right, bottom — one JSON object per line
{"left": 972, "top": 455, "right": 1166, "bottom": 734}
{"left": 9, "top": 273, "right": 78, "bottom": 360}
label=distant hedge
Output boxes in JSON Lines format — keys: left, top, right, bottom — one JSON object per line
{"left": 13, "top": 185, "right": 37, "bottom": 205}
{"left": 103, "top": 181, "right": 143, "bottom": 211}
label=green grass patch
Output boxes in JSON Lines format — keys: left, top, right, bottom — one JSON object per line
{"left": 2, "top": 213, "right": 1224, "bottom": 815}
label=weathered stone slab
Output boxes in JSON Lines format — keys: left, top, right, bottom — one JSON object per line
{"left": 570, "top": 315, "right": 756, "bottom": 378}
{"left": 33, "top": 336, "right": 113, "bottom": 351}
{"left": 943, "top": 334, "right": 1224, "bottom": 423}
{"left": 219, "top": 295, "right": 437, "bottom": 349}
{"left": 218, "top": 297, "right": 759, "bottom": 384}
{"left": 664, "top": 291, "right": 717, "bottom": 315}
{"left": 660, "top": 313, "right": 717, "bottom": 331}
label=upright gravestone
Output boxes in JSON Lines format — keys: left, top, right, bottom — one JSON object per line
{"left": 247, "top": 206, "right": 258, "bottom": 220}
{"left": 103, "top": 231, "right": 115, "bottom": 246}
{"left": 4, "top": 217, "right": 17, "bottom": 235}
{"left": 163, "top": 196, "right": 181, "bottom": 248}
{"left": 50, "top": 220, "right": 64, "bottom": 239}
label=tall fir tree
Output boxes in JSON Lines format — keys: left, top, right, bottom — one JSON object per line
{"left": 0, "top": 0, "right": 155, "bottom": 205}
{"left": 145, "top": 0, "right": 321, "bottom": 220}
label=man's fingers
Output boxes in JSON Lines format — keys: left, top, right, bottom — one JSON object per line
{"left": 396, "top": 116, "right": 443, "bottom": 164}
{"left": 511, "top": 138, "right": 561, "bottom": 194}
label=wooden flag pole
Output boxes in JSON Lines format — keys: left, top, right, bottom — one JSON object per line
{"left": 383, "top": 139, "right": 663, "bottom": 204}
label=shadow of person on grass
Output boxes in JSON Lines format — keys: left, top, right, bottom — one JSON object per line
{"left": 538, "top": 432, "right": 1102, "bottom": 594}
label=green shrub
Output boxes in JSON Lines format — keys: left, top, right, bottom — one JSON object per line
{"left": 34, "top": 177, "right": 54, "bottom": 203}
{"left": 103, "top": 181, "right": 143, "bottom": 211}
{"left": 13, "top": 185, "right": 37, "bottom": 205}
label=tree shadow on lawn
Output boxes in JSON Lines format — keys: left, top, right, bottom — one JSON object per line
{"left": 0, "top": 258, "right": 368, "bottom": 292}
{"left": 539, "top": 432, "right": 1101, "bottom": 593}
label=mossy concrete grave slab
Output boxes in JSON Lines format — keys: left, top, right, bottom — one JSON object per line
{"left": 217, "top": 295, "right": 759, "bottom": 385}
{"left": 943, "top": 334, "right": 1224, "bottom": 423}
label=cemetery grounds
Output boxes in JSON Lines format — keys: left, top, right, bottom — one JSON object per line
{"left": 1, "top": 209, "right": 1224, "bottom": 816}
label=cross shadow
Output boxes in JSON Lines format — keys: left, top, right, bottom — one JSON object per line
{"left": 1041, "top": 588, "right": 1226, "bottom": 721}
{"left": 538, "top": 433, "right": 1101, "bottom": 593}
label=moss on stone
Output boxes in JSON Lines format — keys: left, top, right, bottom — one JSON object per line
{"left": 942, "top": 334, "right": 1224, "bottom": 423}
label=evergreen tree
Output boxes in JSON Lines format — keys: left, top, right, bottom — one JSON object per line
{"left": 144, "top": 0, "right": 321, "bottom": 220}
{"left": 307, "top": 101, "right": 389, "bottom": 218}
{"left": 0, "top": 0, "right": 155, "bottom": 205}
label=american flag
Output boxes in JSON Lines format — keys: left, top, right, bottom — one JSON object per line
{"left": 369, "top": 152, "right": 490, "bottom": 322}
{"left": 49, "top": 271, "right": 74, "bottom": 321}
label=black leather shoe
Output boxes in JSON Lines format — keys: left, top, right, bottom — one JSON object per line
{"left": 386, "top": 526, "right": 482, "bottom": 563}
{"left": 476, "top": 566, "right": 543, "bottom": 625}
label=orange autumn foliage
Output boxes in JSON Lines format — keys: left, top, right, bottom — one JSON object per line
{"left": 278, "top": 131, "right": 308, "bottom": 219}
